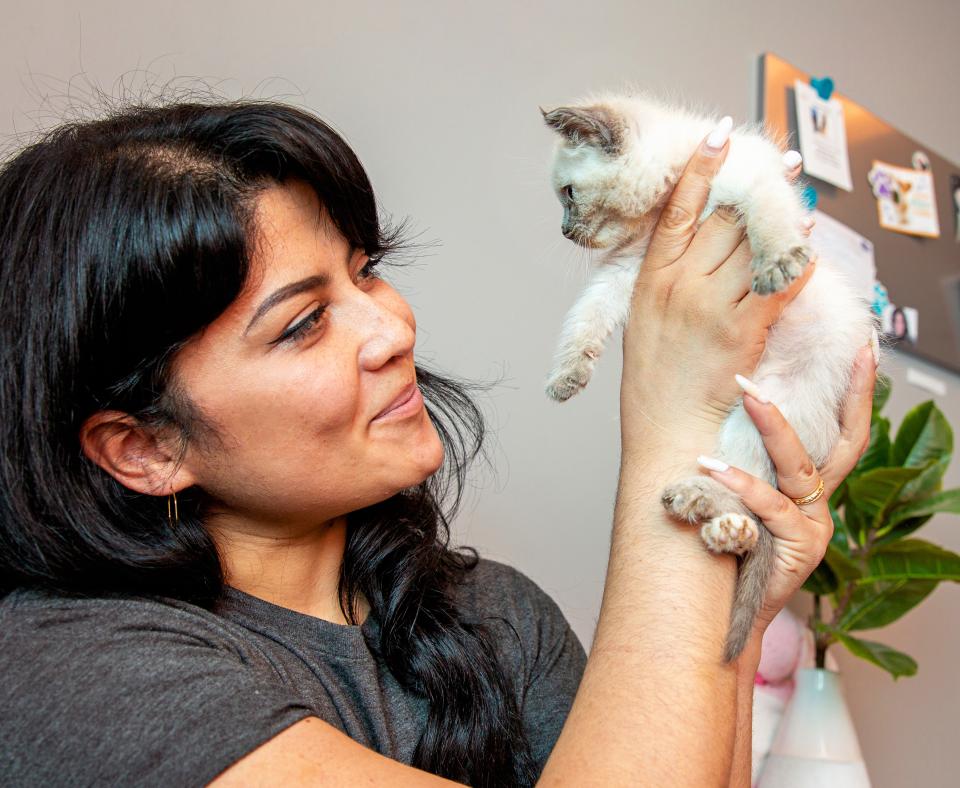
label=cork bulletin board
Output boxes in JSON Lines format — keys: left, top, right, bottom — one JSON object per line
{"left": 758, "top": 52, "right": 960, "bottom": 373}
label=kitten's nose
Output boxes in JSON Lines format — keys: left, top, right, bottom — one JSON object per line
{"left": 562, "top": 225, "right": 575, "bottom": 239}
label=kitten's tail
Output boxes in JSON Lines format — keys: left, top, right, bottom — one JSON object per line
{"left": 723, "top": 523, "right": 776, "bottom": 663}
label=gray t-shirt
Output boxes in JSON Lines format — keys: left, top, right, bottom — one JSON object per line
{"left": 0, "top": 557, "right": 586, "bottom": 786}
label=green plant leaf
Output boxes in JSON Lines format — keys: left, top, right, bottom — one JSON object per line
{"left": 855, "top": 416, "right": 892, "bottom": 474}
{"left": 825, "top": 543, "right": 863, "bottom": 583}
{"left": 881, "top": 488, "right": 960, "bottom": 535}
{"left": 802, "top": 561, "right": 838, "bottom": 595}
{"left": 892, "top": 401, "right": 952, "bottom": 469}
{"left": 835, "top": 578, "right": 938, "bottom": 631}
{"left": 859, "top": 539, "right": 960, "bottom": 582}
{"left": 844, "top": 501, "right": 869, "bottom": 546}
{"left": 829, "top": 505, "right": 855, "bottom": 553}
{"left": 806, "top": 380, "right": 955, "bottom": 655}
{"left": 874, "top": 515, "right": 934, "bottom": 546}
{"left": 832, "top": 631, "right": 917, "bottom": 679}
{"left": 872, "top": 373, "right": 892, "bottom": 415}
{"left": 830, "top": 480, "right": 849, "bottom": 511}
{"left": 901, "top": 456, "right": 950, "bottom": 502}
{"left": 845, "top": 466, "right": 925, "bottom": 536}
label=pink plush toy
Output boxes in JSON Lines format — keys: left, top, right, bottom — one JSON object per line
{"left": 756, "top": 606, "right": 804, "bottom": 701}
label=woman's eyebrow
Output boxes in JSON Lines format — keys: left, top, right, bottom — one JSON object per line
{"left": 244, "top": 274, "right": 329, "bottom": 336}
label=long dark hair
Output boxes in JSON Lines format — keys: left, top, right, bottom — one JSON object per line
{"left": 0, "top": 99, "right": 537, "bottom": 786}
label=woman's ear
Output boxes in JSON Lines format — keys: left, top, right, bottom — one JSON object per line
{"left": 79, "top": 411, "right": 196, "bottom": 495}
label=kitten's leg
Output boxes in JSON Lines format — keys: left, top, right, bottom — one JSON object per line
{"left": 546, "top": 260, "right": 639, "bottom": 401}
{"left": 701, "top": 513, "right": 760, "bottom": 556}
{"left": 662, "top": 398, "right": 777, "bottom": 554}
{"left": 706, "top": 164, "right": 810, "bottom": 295}
{"left": 661, "top": 475, "right": 760, "bottom": 555}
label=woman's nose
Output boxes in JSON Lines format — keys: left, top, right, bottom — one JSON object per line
{"left": 351, "top": 291, "right": 416, "bottom": 371}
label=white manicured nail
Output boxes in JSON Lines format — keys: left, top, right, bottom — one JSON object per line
{"left": 783, "top": 150, "right": 802, "bottom": 169}
{"left": 735, "top": 374, "right": 771, "bottom": 403}
{"left": 870, "top": 328, "right": 880, "bottom": 365}
{"left": 800, "top": 216, "right": 815, "bottom": 229}
{"left": 698, "top": 455, "right": 730, "bottom": 473}
{"left": 705, "top": 116, "right": 733, "bottom": 154}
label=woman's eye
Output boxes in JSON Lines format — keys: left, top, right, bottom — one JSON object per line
{"left": 358, "top": 254, "right": 382, "bottom": 280}
{"left": 273, "top": 305, "right": 327, "bottom": 345}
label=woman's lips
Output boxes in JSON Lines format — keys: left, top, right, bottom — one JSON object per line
{"left": 372, "top": 383, "right": 423, "bottom": 422}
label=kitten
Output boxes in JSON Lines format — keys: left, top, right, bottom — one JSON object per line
{"left": 542, "top": 91, "right": 878, "bottom": 663}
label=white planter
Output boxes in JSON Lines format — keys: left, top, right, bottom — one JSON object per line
{"left": 756, "top": 668, "right": 871, "bottom": 787}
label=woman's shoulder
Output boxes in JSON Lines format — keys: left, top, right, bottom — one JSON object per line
{"left": 461, "top": 556, "right": 561, "bottom": 610}
{"left": 0, "top": 585, "right": 273, "bottom": 679}
{"left": 0, "top": 586, "right": 314, "bottom": 785}
{"left": 457, "top": 556, "right": 581, "bottom": 660}
{"left": 3, "top": 584, "right": 214, "bottom": 616}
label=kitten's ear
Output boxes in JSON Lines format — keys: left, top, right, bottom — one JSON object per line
{"left": 541, "top": 105, "right": 625, "bottom": 155}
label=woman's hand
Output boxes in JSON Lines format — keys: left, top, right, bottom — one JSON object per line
{"left": 621, "top": 124, "right": 814, "bottom": 453}
{"left": 700, "top": 344, "right": 878, "bottom": 638}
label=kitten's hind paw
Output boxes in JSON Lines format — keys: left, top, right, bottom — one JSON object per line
{"left": 661, "top": 477, "right": 726, "bottom": 523}
{"left": 751, "top": 246, "right": 809, "bottom": 295}
{"left": 701, "top": 513, "right": 759, "bottom": 556}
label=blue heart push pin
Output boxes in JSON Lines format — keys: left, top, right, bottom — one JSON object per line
{"left": 810, "top": 76, "right": 834, "bottom": 101}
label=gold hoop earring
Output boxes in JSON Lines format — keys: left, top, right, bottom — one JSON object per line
{"left": 167, "top": 490, "right": 179, "bottom": 526}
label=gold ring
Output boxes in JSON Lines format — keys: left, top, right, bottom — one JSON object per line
{"left": 790, "top": 477, "right": 825, "bottom": 506}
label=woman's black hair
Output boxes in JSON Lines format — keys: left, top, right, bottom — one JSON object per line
{"left": 0, "top": 99, "right": 537, "bottom": 787}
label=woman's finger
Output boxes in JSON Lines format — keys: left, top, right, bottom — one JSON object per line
{"left": 644, "top": 116, "right": 732, "bottom": 270}
{"left": 819, "top": 343, "right": 879, "bottom": 488}
{"left": 736, "top": 379, "right": 829, "bottom": 517}
{"left": 783, "top": 150, "right": 802, "bottom": 181}
{"left": 709, "top": 236, "right": 754, "bottom": 303}
{"left": 683, "top": 204, "right": 746, "bottom": 276}
{"left": 668, "top": 147, "right": 807, "bottom": 280}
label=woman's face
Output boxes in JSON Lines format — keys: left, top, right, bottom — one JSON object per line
{"left": 171, "top": 178, "right": 444, "bottom": 528}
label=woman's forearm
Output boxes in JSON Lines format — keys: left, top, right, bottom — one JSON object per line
{"left": 539, "top": 436, "right": 741, "bottom": 786}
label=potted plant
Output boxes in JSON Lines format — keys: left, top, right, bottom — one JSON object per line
{"left": 758, "top": 376, "right": 960, "bottom": 786}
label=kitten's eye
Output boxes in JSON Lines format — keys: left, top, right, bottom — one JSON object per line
{"left": 562, "top": 185, "right": 576, "bottom": 201}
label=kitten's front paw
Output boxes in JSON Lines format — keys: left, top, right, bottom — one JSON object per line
{"left": 545, "top": 374, "right": 586, "bottom": 402}
{"left": 661, "top": 477, "right": 725, "bottom": 523}
{"left": 701, "top": 513, "right": 759, "bottom": 555}
{"left": 751, "top": 246, "right": 809, "bottom": 295}
{"left": 545, "top": 351, "right": 599, "bottom": 402}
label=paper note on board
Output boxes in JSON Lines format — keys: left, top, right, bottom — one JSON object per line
{"left": 807, "top": 210, "right": 876, "bottom": 301}
{"left": 794, "top": 80, "right": 853, "bottom": 192}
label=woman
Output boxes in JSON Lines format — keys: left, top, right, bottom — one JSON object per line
{"left": 0, "top": 100, "right": 875, "bottom": 786}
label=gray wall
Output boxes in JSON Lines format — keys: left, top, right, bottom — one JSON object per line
{"left": 2, "top": 1, "right": 957, "bottom": 785}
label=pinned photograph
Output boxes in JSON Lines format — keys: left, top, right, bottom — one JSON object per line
{"left": 881, "top": 304, "right": 919, "bottom": 345}
{"left": 911, "top": 150, "right": 932, "bottom": 172}
{"left": 868, "top": 160, "right": 940, "bottom": 238}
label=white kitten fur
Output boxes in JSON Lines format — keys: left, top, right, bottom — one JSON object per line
{"left": 544, "top": 92, "right": 878, "bottom": 661}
